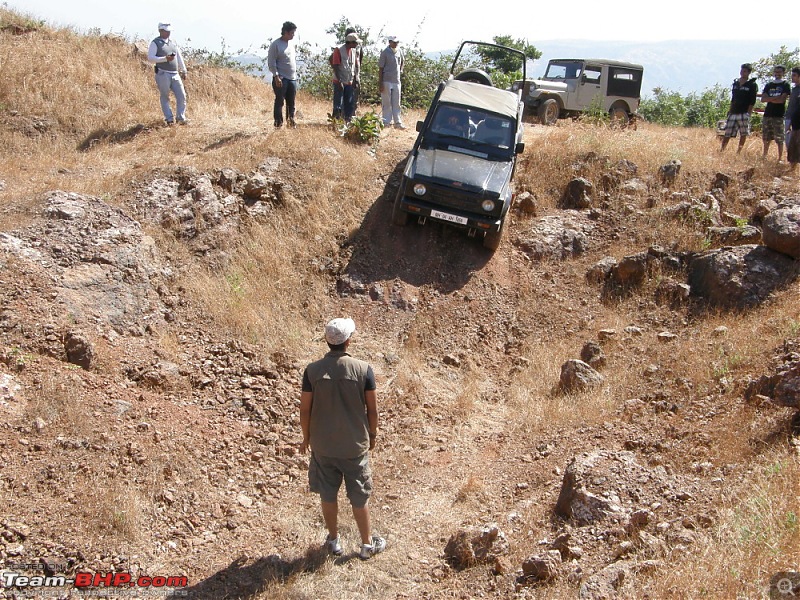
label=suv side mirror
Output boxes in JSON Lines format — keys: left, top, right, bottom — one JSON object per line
{"left": 416, "top": 121, "right": 424, "bottom": 132}
{"left": 515, "top": 142, "right": 525, "bottom": 155}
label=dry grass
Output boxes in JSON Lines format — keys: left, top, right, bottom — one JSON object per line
{"left": 24, "top": 369, "right": 91, "bottom": 435}
{"left": 645, "top": 447, "right": 800, "bottom": 598}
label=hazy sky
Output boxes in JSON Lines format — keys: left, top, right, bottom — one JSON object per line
{"left": 11, "top": 0, "right": 799, "bottom": 56}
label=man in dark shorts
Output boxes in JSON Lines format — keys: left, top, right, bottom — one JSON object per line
{"left": 720, "top": 63, "right": 758, "bottom": 154}
{"left": 300, "top": 318, "right": 386, "bottom": 559}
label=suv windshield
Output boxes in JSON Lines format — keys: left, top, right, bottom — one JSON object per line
{"left": 544, "top": 61, "right": 583, "bottom": 80}
{"left": 429, "top": 104, "right": 514, "bottom": 149}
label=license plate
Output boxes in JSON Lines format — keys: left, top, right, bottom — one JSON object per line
{"left": 430, "top": 210, "right": 468, "bottom": 225}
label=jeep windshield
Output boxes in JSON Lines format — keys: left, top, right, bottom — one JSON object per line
{"left": 543, "top": 61, "right": 583, "bottom": 80}
{"left": 428, "top": 104, "right": 515, "bottom": 153}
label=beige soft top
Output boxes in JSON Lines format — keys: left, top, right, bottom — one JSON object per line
{"left": 438, "top": 79, "right": 520, "bottom": 119}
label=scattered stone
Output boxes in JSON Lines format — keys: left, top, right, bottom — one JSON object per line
{"left": 705, "top": 225, "right": 761, "bottom": 247}
{"left": 521, "top": 549, "right": 562, "bottom": 582}
{"left": 515, "top": 191, "right": 537, "bottom": 216}
{"left": 654, "top": 279, "right": 690, "bottom": 307}
{"left": 657, "top": 332, "right": 678, "bottom": 343}
{"left": 559, "top": 359, "right": 604, "bottom": 392}
{"left": 659, "top": 160, "right": 681, "bottom": 186}
{"left": 711, "top": 172, "right": 732, "bottom": 190}
{"left": 560, "top": 177, "right": 593, "bottom": 209}
{"left": 63, "top": 330, "right": 94, "bottom": 370}
{"left": 586, "top": 257, "right": 617, "bottom": 285}
{"left": 762, "top": 207, "right": 800, "bottom": 259}
{"left": 444, "top": 526, "right": 509, "bottom": 570}
{"left": 580, "top": 341, "right": 606, "bottom": 369}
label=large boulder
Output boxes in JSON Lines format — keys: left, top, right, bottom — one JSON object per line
{"left": 515, "top": 214, "right": 593, "bottom": 261}
{"left": 687, "top": 245, "right": 799, "bottom": 309}
{"left": 762, "top": 207, "right": 800, "bottom": 259}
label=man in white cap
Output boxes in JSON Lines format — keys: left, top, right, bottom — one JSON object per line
{"left": 147, "top": 22, "right": 188, "bottom": 125}
{"left": 299, "top": 318, "right": 386, "bottom": 559}
{"left": 379, "top": 35, "right": 405, "bottom": 129}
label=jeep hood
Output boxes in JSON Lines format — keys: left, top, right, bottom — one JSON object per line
{"left": 412, "top": 147, "right": 512, "bottom": 194}
{"left": 531, "top": 80, "right": 569, "bottom": 93}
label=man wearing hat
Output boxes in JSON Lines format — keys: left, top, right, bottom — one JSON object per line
{"left": 330, "top": 33, "right": 362, "bottom": 123}
{"left": 299, "top": 318, "right": 386, "bottom": 559}
{"left": 379, "top": 36, "right": 405, "bottom": 129}
{"left": 147, "top": 22, "right": 188, "bottom": 125}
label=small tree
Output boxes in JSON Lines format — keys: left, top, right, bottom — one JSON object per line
{"left": 639, "top": 88, "right": 688, "bottom": 126}
{"left": 751, "top": 45, "right": 799, "bottom": 84}
{"left": 456, "top": 35, "right": 541, "bottom": 89}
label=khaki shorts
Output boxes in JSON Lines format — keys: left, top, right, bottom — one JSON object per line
{"left": 762, "top": 116, "right": 785, "bottom": 143}
{"left": 309, "top": 452, "right": 372, "bottom": 507}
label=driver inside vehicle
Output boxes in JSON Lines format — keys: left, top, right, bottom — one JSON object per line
{"left": 433, "top": 107, "right": 470, "bottom": 138}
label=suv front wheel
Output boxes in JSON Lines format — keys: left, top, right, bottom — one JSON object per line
{"left": 538, "top": 99, "right": 559, "bottom": 126}
{"left": 392, "top": 187, "right": 409, "bottom": 226}
{"left": 483, "top": 217, "right": 506, "bottom": 250}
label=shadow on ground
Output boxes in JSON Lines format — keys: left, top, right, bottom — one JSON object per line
{"left": 344, "top": 157, "right": 493, "bottom": 294}
{"left": 78, "top": 123, "right": 154, "bottom": 151}
{"left": 169, "top": 546, "right": 353, "bottom": 599}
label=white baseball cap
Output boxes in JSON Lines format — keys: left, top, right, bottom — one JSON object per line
{"left": 158, "top": 22, "right": 173, "bottom": 32}
{"left": 387, "top": 36, "right": 399, "bottom": 43}
{"left": 324, "top": 318, "right": 356, "bottom": 345}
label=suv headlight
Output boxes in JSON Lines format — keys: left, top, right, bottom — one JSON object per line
{"left": 413, "top": 184, "right": 426, "bottom": 196}
{"left": 481, "top": 200, "right": 496, "bottom": 212}
{"left": 511, "top": 82, "right": 520, "bottom": 92}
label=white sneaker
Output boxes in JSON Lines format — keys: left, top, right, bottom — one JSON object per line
{"left": 325, "top": 534, "right": 343, "bottom": 556}
{"left": 359, "top": 536, "right": 386, "bottom": 559}
{"left": 394, "top": 123, "right": 407, "bottom": 130}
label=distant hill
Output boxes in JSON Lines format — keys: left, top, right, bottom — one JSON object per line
{"left": 528, "top": 39, "right": 797, "bottom": 96}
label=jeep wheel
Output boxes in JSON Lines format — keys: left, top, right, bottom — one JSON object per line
{"left": 454, "top": 68, "right": 493, "bottom": 87}
{"left": 609, "top": 106, "right": 630, "bottom": 127}
{"left": 538, "top": 99, "right": 559, "bottom": 125}
{"left": 392, "top": 188, "right": 409, "bottom": 226}
{"left": 483, "top": 217, "right": 505, "bottom": 251}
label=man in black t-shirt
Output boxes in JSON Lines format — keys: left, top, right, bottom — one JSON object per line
{"left": 761, "top": 65, "right": 791, "bottom": 161}
{"left": 721, "top": 64, "right": 759, "bottom": 153}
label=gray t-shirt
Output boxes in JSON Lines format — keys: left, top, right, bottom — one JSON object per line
{"left": 379, "top": 46, "right": 404, "bottom": 84}
{"left": 303, "top": 351, "right": 375, "bottom": 458}
{"left": 267, "top": 38, "right": 297, "bottom": 80}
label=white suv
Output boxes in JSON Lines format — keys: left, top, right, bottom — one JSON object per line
{"left": 512, "top": 59, "right": 644, "bottom": 125}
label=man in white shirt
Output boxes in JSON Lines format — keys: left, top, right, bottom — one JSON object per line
{"left": 379, "top": 36, "right": 405, "bottom": 129}
{"left": 147, "top": 22, "right": 188, "bottom": 125}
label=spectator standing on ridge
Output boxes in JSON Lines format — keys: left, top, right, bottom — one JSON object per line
{"left": 761, "top": 65, "right": 791, "bottom": 161}
{"left": 331, "top": 33, "right": 362, "bottom": 123}
{"left": 345, "top": 27, "right": 364, "bottom": 110}
{"left": 787, "top": 67, "right": 800, "bottom": 175}
{"left": 267, "top": 21, "right": 298, "bottom": 128}
{"left": 720, "top": 63, "right": 758, "bottom": 154}
{"left": 299, "top": 318, "right": 386, "bottom": 560}
{"left": 786, "top": 66, "right": 800, "bottom": 148}
{"left": 147, "top": 22, "right": 188, "bottom": 126}
{"left": 379, "top": 36, "right": 406, "bottom": 129}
